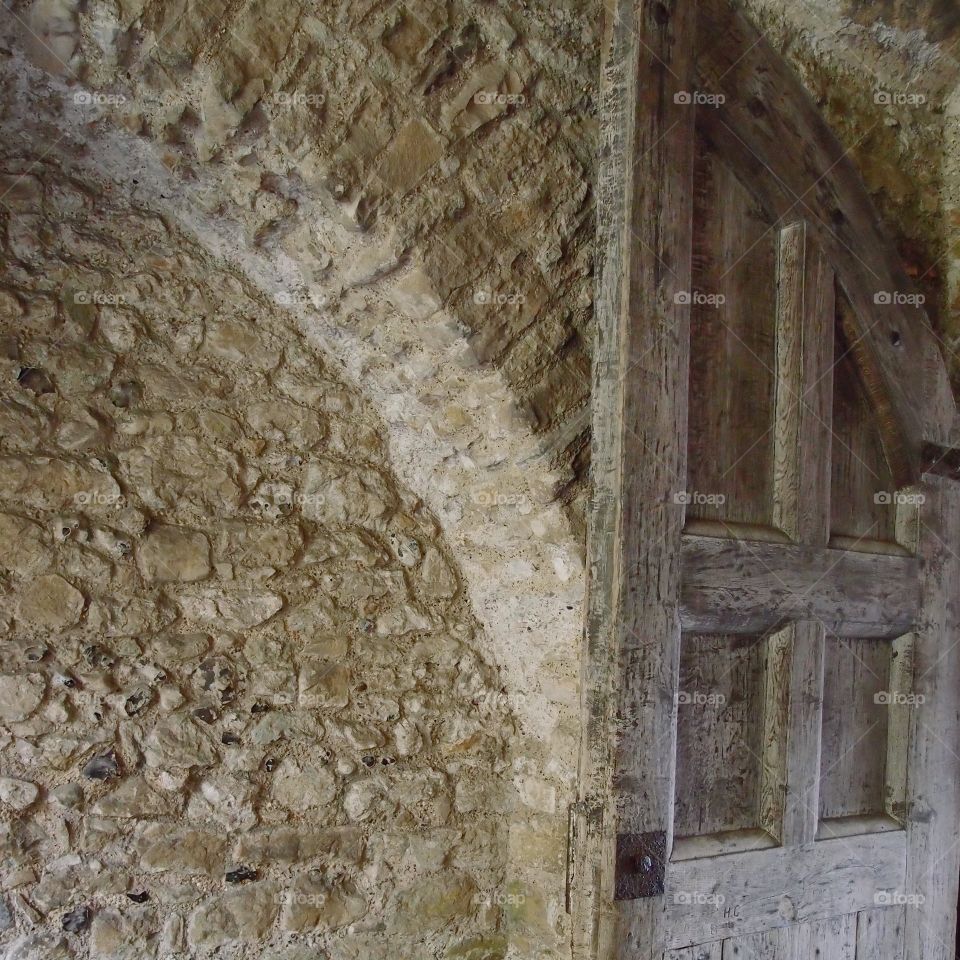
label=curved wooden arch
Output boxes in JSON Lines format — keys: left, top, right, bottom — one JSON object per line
{"left": 576, "top": 1, "right": 960, "bottom": 958}
{"left": 694, "top": 0, "right": 957, "bottom": 481}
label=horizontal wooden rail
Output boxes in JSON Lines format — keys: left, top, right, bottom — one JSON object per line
{"left": 681, "top": 535, "right": 920, "bottom": 637}
{"left": 663, "top": 829, "right": 906, "bottom": 949}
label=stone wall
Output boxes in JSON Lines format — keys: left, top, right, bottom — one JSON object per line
{"left": 9, "top": 0, "right": 600, "bottom": 536}
{"left": 0, "top": 18, "right": 588, "bottom": 950}
{"left": 10, "top": 0, "right": 960, "bottom": 523}
{"left": 4, "top": 1, "right": 960, "bottom": 958}
{"left": 0, "top": 157, "right": 530, "bottom": 960}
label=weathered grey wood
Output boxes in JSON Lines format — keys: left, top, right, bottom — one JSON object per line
{"left": 721, "top": 929, "right": 790, "bottom": 959}
{"left": 664, "top": 942, "right": 722, "bottom": 960}
{"left": 816, "top": 814, "right": 901, "bottom": 840}
{"left": 613, "top": 0, "right": 698, "bottom": 939}
{"left": 573, "top": 0, "right": 646, "bottom": 947}
{"left": 581, "top": 3, "right": 956, "bottom": 958}
{"left": 827, "top": 534, "right": 911, "bottom": 557}
{"left": 612, "top": 0, "right": 697, "bottom": 826}
{"left": 662, "top": 830, "right": 906, "bottom": 950}
{"left": 679, "top": 536, "right": 920, "bottom": 638}
{"left": 895, "top": 495, "right": 923, "bottom": 560}
{"left": 694, "top": 0, "right": 957, "bottom": 465}
{"left": 683, "top": 519, "right": 790, "bottom": 544}
{"left": 769, "top": 220, "right": 835, "bottom": 850}
{"left": 831, "top": 302, "right": 901, "bottom": 546}
{"left": 884, "top": 633, "right": 914, "bottom": 823}
{"left": 575, "top": 0, "right": 698, "bottom": 954}
{"left": 780, "top": 621, "right": 825, "bottom": 846}
{"left": 902, "top": 476, "right": 960, "bottom": 960}
{"left": 674, "top": 635, "right": 766, "bottom": 837}
{"left": 672, "top": 829, "right": 777, "bottom": 862}
{"left": 773, "top": 220, "right": 834, "bottom": 544}
{"left": 856, "top": 905, "right": 905, "bottom": 960}
{"left": 687, "top": 140, "right": 777, "bottom": 527}
{"left": 819, "top": 637, "right": 891, "bottom": 820}
{"left": 759, "top": 628, "right": 791, "bottom": 842}
{"left": 572, "top": 0, "right": 632, "bottom": 938}
{"left": 791, "top": 914, "right": 857, "bottom": 960}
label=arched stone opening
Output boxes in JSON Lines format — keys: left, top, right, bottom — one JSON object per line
{"left": 5, "top": 1, "right": 960, "bottom": 958}
{"left": 0, "top": 48, "right": 585, "bottom": 960}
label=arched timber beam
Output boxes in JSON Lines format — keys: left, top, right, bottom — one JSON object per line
{"left": 695, "top": 0, "right": 959, "bottom": 481}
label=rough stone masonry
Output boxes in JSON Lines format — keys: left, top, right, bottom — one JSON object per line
{"left": 0, "top": 3, "right": 588, "bottom": 957}
{"left": 2, "top": 0, "right": 960, "bottom": 958}
{"left": 0, "top": 158, "right": 525, "bottom": 959}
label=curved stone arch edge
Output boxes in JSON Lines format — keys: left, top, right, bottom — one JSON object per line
{"left": 1, "top": 54, "right": 586, "bottom": 955}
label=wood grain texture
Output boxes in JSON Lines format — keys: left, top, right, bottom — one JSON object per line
{"left": 902, "top": 477, "right": 960, "bottom": 960}
{"left": 672, "top": 829, "right": 777, "bottom": 861}
{"left": 721, "top": 929, "right": 790, "bottom": 959}
{"left": 827, "top": 535, "right": 910, "bottom": 557}
{"left": 830, "top": 309, "right": 900, "bottom": 546}
{"left": 884, "top": 633, "right": 915, "bottom": 823}
{"left": 759, "top": 628, "right": 791, "bottom": 842}
{"left": 819, "top": 638, "right": 891, "bottom": 821}
{"left": 679, "top": 536, "right": 921, "bottom": 638}
{"left": 580, "top": 4, "right": 956, "bottom": 958}
{"left": 856, "top": 905, "right": 905, "bottom": 960}
{"left": 614, "top": 0, "right": 699, "bottom": 941}
{"left": 572, "top": 0, "right": 637, "bottom": 946}
{"left": 770, "top": 219, "right": 834, "bottom": 849}
{"left": 683, "top": 519, "right": 790, "bottom": 543}
{"left": 662, "top": 830, "right": 906, "bottom": 949}
{"left": 773, "top": 220, "right": 834, "bottom": 544}
{"left": 665, "top": 942, "right": 722, "bottom": 960}
{"left": 816, "top": 814, "right": 901, "bottom": 840}
{"left": 687, "top": 141, "right": 776, "bottom": 527}
{"left": 791, "top": 914, "right": 857, "bottom": 960}
{"left": 576, "top": 0, "right": 698, "bottom": 954}
{"left": 614, "top": 0, "right": 697, "bottom": 818}
{"left": 675, "top": 635, "right": 766, "bottom": 837}
{"left": 780, "top": 621, "right": 825, "bottom": 846}
{"left": 694, "top": 0, "right": 957, "bottom": 463}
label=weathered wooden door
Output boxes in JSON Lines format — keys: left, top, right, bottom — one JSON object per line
{"left": 575, "top": 1, "right": 960, "bottom": 958}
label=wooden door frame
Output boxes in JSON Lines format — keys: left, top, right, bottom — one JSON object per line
{"left": 574, "top": 0, "right": 960, "bottom": 957}
{"left": 573, "top": 0, "right": 696, "bottom": 954}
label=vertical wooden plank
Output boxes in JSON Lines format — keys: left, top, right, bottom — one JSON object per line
{"left": 780, "top": 620, "right": 826, "bottom": 846}
{"left": 616, "top": 0, "right": 698, "bottom": 935}
{"left": 856, "top": 906, "right": 905, "bottom": 960}
{"left": 721, "top": 929, "right": 790, "bottom": 959}
{"left": 675, "top": 635, "right": 766, "bottom": 837}
{"left": 884, "top": 633, "right": 915, "bottom": 823}
{"left": 773, "top": 220, "right": 835, "bottom": 545}
{"left": 572, "top": 0, "right": 647, "bottom": 949}
{"left": 770, "top": 222, "right": 833, "bottom": 852}
{"left": 666, "top": 943, "right": 723, "bottom": 960}
{"left": 887, "top": 496, "right": 921, "bottom": 826}
{"left": 574, "top": 0, "right": 698, "bottom": 956}
{"left": 686, "top": 144, "right": 778, "bottom": 527}
{"left": 902, "top": 476, "right": 960, "bottom": 960}
{"left": 819, "top": 637, "right": 891, "bottom": 820}
{"left": 792, "top": 915, "right": 857, "bottom": 960}
{"left": 759, "top": 628, "right": 791, "bottom": 842}
{"left": 772, "top": 222, "right": 833, "bottom": 852}
{"left": 831, "top": 304, "right": 900, "bottom": 546}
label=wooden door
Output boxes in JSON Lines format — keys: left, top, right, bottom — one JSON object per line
{"left": 574, "top": 1, "right": 960, "bottom": 958}
{"left": 651, "top": 165, "right": 918, "bottom": 958}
